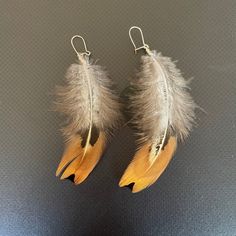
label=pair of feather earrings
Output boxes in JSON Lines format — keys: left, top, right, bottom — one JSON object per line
{"left": 55, "top": 26, "right": 197, "bottom": 193}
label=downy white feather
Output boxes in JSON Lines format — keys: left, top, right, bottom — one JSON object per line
{"left": 130, "top": 50, "right": 196, "bottom": 149}
{"left": 55, "top": 56, "right": 121, "bottom": 140}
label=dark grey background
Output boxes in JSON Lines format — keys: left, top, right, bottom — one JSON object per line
{"left": 1, "top": 1, "right": 236, "bottom": 235}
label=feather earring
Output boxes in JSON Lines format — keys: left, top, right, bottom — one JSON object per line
{"left": 119, "top": 26, "right": 197, "bottom": 193}
{"left": 55, "top": 35, "right": 122, "bottom": 184}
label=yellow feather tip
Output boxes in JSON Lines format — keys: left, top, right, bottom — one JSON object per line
{"left": 119, "top": 136, "right": 177, "bottom": 193}
{"left": 56, "top": 132, "right": 106, "bottom": 184}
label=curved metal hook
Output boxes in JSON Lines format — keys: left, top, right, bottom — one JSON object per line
{"left": 128, "top": 26, "right": 151, "bottom": 55}
{"left": 71, "top": 35, "right": 91, "bottom": 57}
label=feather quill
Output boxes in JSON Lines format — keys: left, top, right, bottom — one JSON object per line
{"left": 55, "top": 55, "right": 121, "bottom": 184}
{"left": 119, "top": 50, "right": 197, "bottom": 192}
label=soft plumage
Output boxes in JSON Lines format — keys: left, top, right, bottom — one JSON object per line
{"left": 55, "top": 55, "right": 122, "bottom": 184}
{"left": 119, "top": 50, "right": 197, "bottom": 192}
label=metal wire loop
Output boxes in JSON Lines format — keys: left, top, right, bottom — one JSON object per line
{"left": 71, "top": 35, "right": 91, "bottom": 57}
{"left": 128, "top": 26, "right": 151, "bottom": 55}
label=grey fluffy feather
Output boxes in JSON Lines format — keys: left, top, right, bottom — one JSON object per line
{"left": 55, "top": 56, "right": 122, "bottom": 141}
{"left": 130, "top": 50, "right": 197, "bottom": 149}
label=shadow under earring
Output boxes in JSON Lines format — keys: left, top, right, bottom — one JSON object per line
{"left": 55, "top": 35, "right": 122, "bottom": 184}
{"left": 119, "top": 26, "right": 197, "bottom": 193}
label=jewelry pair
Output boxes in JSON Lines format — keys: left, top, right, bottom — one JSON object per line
{"left": 55, "top": 26, "right": 197, "bottom": 193}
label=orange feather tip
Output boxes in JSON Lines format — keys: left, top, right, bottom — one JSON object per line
{"left": 119, "top": 136, "right": 177, "bottom": 193}
{"left": 56, "top": 132, "right": 106, "bottom": 184}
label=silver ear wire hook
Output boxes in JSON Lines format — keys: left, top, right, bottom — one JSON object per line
{"left": 128, "top": 26, "right": 151, "bottom": 55}
{"left": 71, "top": 35, "right": 91, "bottom": 58}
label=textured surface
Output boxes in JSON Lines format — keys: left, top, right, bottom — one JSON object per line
{"left": 1, "top": 1, "right": 236, "bottom": 235}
